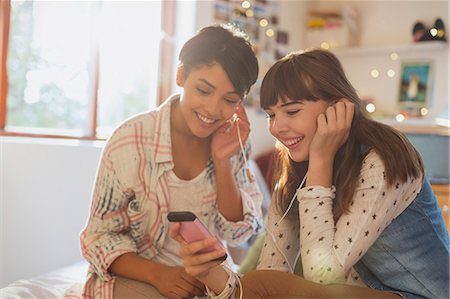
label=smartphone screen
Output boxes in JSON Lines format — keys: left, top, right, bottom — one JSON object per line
{"left": 167, "top": 211, "right": 227, "bottom": 261}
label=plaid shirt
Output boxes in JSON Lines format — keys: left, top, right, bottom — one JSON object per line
{"left": 78, "top": 95, "right": 263, "bottom": 299}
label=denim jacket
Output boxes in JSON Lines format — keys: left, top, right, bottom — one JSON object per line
{"left": 354, "top": 178, "right": 449, "bottom": 299}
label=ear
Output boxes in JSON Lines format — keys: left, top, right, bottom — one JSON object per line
{"left": 176, "top": 65, "right": 184, "bottom": 87}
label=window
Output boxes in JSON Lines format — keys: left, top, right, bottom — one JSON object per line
{"left": 1, "top": 0, "right": 174, "bottom": 139}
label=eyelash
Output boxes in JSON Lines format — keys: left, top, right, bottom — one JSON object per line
{"left": 266, "top": 110, "right": 301, "bottom": 119}
{"left": 197, "top": 88, "right": 210, "bottom": 96}
{"left": 197, "top": 88, "right": 239, "bottom": 105}
{"left": 225, "top": 98, "right": 239, "bottom": 105}
{"left": 287, "top": 110, "right": 300, "bottom": 116}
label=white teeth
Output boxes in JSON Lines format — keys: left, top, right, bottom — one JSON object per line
{"left": 197, "top": 113, "right": 215, "bottom": 124}
{"left": 285, "top": 137, "right": 303, "bottom": 146}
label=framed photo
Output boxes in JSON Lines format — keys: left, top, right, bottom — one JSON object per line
{"left": 398, "top": 61, "right": 433, "bottom": 108}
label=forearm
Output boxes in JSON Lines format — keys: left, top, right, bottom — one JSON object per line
{"left": 109, "top": 252, "right": 163, "bottom": 285}
{"left": 200, "top": 265, "right": 231, "bottom": 296}
{"left": 306, "top": 156, "right": 333, "bottom": 187}
{"left": 297, "top": 189, "right": 346, "bottom": 283}
{"left": 214, "top": 159, "right": 243, "bottom": 221}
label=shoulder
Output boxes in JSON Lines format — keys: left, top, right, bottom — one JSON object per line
{"left": 358, "top": 149, "right": 423, "bottom": 198}
{"left": 108, "top": 110, "right": 157, "bottom": 143}
{"left": 360, "top": 150, "right": 385, "bottom": 174}
{"left": 101, "top": 109, "right": 160, "bottom": 161}
{"left": 355, "top": 150, "right": 388, "bottom": 191}
{"left": 109, "top": 95, "right": 178, "bottom": 140}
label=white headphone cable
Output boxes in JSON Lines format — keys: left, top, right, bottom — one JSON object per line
{"left": 266, "top": 172, "right": 308, "bottom": 273}
{"left": 275, "top": 172, "right": 308, "bottom": 226}
{"left": 235, "top": 115, "right": 249, "bottom": 168}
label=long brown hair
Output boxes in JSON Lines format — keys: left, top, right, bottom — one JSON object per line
{"left": 260, "top": 49, "right": 423, "bottom": 220}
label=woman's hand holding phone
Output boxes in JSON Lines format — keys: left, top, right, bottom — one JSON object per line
{"left": 211, "top": 103, "right": 250, "bottom": 163}
{"left": 169, "top": 222, "right": 227, "bottom": 281}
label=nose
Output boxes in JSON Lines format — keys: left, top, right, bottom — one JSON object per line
{"left": 204, "top": 96, "right": 222, "bottom": 118}
{"left": 270, "top": 115, "right": 289, "bottom": 135}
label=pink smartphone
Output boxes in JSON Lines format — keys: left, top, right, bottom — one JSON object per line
{"left": 167, "top": 211, "right": 227, "bottom": 261}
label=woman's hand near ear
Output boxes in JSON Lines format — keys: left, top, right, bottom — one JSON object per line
{"left": 210, "top": 103, "right": 249, "bottom": 222}
{"left": 309, "top": 99, "right": 354, "bottom": 161}
{"left": 211, "top": 103, "right": 250, "bottom": 163}
{"left": 307, "top": 99, "right": 354, "bottom": 187}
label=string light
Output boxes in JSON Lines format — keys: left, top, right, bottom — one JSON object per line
{"left": 371, "top": 69, "right": 379, "bottom": 78}
{"left": 390, "top": 52, "right": 398, "bottom": 61}
{"left": 366, "top": 103, "right": 376, "bottom": 113}
{"left": 321, "top": 42, "right": 330, "bottom": 49}
{"left": 420, "top": 108, "right": 428, "bottom": 116}
{"left": 259, "top": 18, "right": 268, "bottom": 27}
{"left": 387, "top": 69, "right": 395, "bottom": 78}
{"left": 241, "top": 1, "right": 251, "bottom": 9}
{"left": 396, "top": 114, "right": 405, "bottom": 122}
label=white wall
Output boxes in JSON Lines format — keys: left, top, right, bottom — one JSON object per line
{"left": 240, "top": 1, "right": 449, "bottom": 154}
{"left": 311, "top": 1, "right": 448, "bottom": 47}
{"left": 312, "top": 1, "right": 449, "bottom": 117}
{"left": 0, "top": 137, "right": 104, "bottom": 287}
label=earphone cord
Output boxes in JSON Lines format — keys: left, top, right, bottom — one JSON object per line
{"left": 267, "top": 172, "right": 308, "bottom": 273}
{"left": 235, "top": 119, "right": 249, "bottom": 169}
{"left": 276, "top": 172, "right": 308, "bottom": 225}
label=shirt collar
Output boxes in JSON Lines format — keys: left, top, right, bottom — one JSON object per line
{"left": 153, "top": 94, "right": 179, "bottom": 164}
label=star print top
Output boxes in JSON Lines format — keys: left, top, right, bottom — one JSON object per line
{"left": 258, "top": 149, "right": 423, "bottom": 286}
{"left": 205, "top": 150, "right": 423, "bottom": 299}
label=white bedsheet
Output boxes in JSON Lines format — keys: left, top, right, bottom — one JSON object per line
{"left": 0, "top": 261, "right": 88, "bottom": 299}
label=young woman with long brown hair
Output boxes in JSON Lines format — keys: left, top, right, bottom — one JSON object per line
{"left": 170, "top": 49, "right": 449, "bottom": 299}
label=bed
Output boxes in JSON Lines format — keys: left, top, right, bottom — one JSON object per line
{"left": 0, "top": 261, "right": 88, "bottom": 298}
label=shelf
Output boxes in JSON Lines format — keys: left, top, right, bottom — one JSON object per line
{"left": 332, "top": 40, "right": 448, "bottom": 57}
{"left": 376, "top": 117, "right": 450, "bottom": 136}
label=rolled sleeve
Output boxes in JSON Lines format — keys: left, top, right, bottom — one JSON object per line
{"left": 215, "top": 181, "right": 263, "bottom": 246}
{"left": 81, "top": 229, "right": 137, "bottom": 281}
{"left": 80, "top": 132, "right": 140, "bottom": 281}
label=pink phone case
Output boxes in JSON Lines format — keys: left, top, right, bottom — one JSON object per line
{"left": 167, "top": 211, "right": 227, "bottom": 260}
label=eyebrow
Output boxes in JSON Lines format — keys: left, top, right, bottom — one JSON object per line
{"left": 198, "top": 78, "right": 239, "bottom": 95}
{"left": 279, "top": 101, "right": 303, "bottom": 107}
{"left": 264, "top": 101, "right": 303, "bottom": 111}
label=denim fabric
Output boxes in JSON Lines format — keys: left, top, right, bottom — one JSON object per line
{"left": 354, "top": 178, "right": 449, "bottom": 299}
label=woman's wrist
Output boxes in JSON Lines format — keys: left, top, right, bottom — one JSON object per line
{"left": 143, "top": 259, "right": 165, "bottom": 285}
{"left": 307, "top": 156, "right": 334, "bottom": 187}
{"left": 201, "top": 265, "right": 232, "bottom": 296}
{"left": 212, "top": 157, "right": 232, "bottom": 170}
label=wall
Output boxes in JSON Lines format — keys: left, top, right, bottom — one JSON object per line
{"left": 0, "top": 137, "right": 104, "bottom": 287}
{"left": 311, "top": 1, "right": 449, "bottom": 47}
{"left": 313, "top": 1, "right": 449, "bottom": 117}
{"left": 243, "top": 1, "right": 449, "bottom": 156}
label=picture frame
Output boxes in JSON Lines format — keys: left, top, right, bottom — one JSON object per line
{"left": 398, "top": 61, "right": 433, "bottom": 109}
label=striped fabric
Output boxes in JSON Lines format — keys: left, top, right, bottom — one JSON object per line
{"left": 77, "top": 95, "right": 263, "bottom": 299}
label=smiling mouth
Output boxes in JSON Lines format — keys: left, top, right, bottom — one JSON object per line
{"left": 283, "top": 137, "right": 304, "bottom": 147}
{"left": 196, "top": 112, "right": 216, "bottom": 124}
